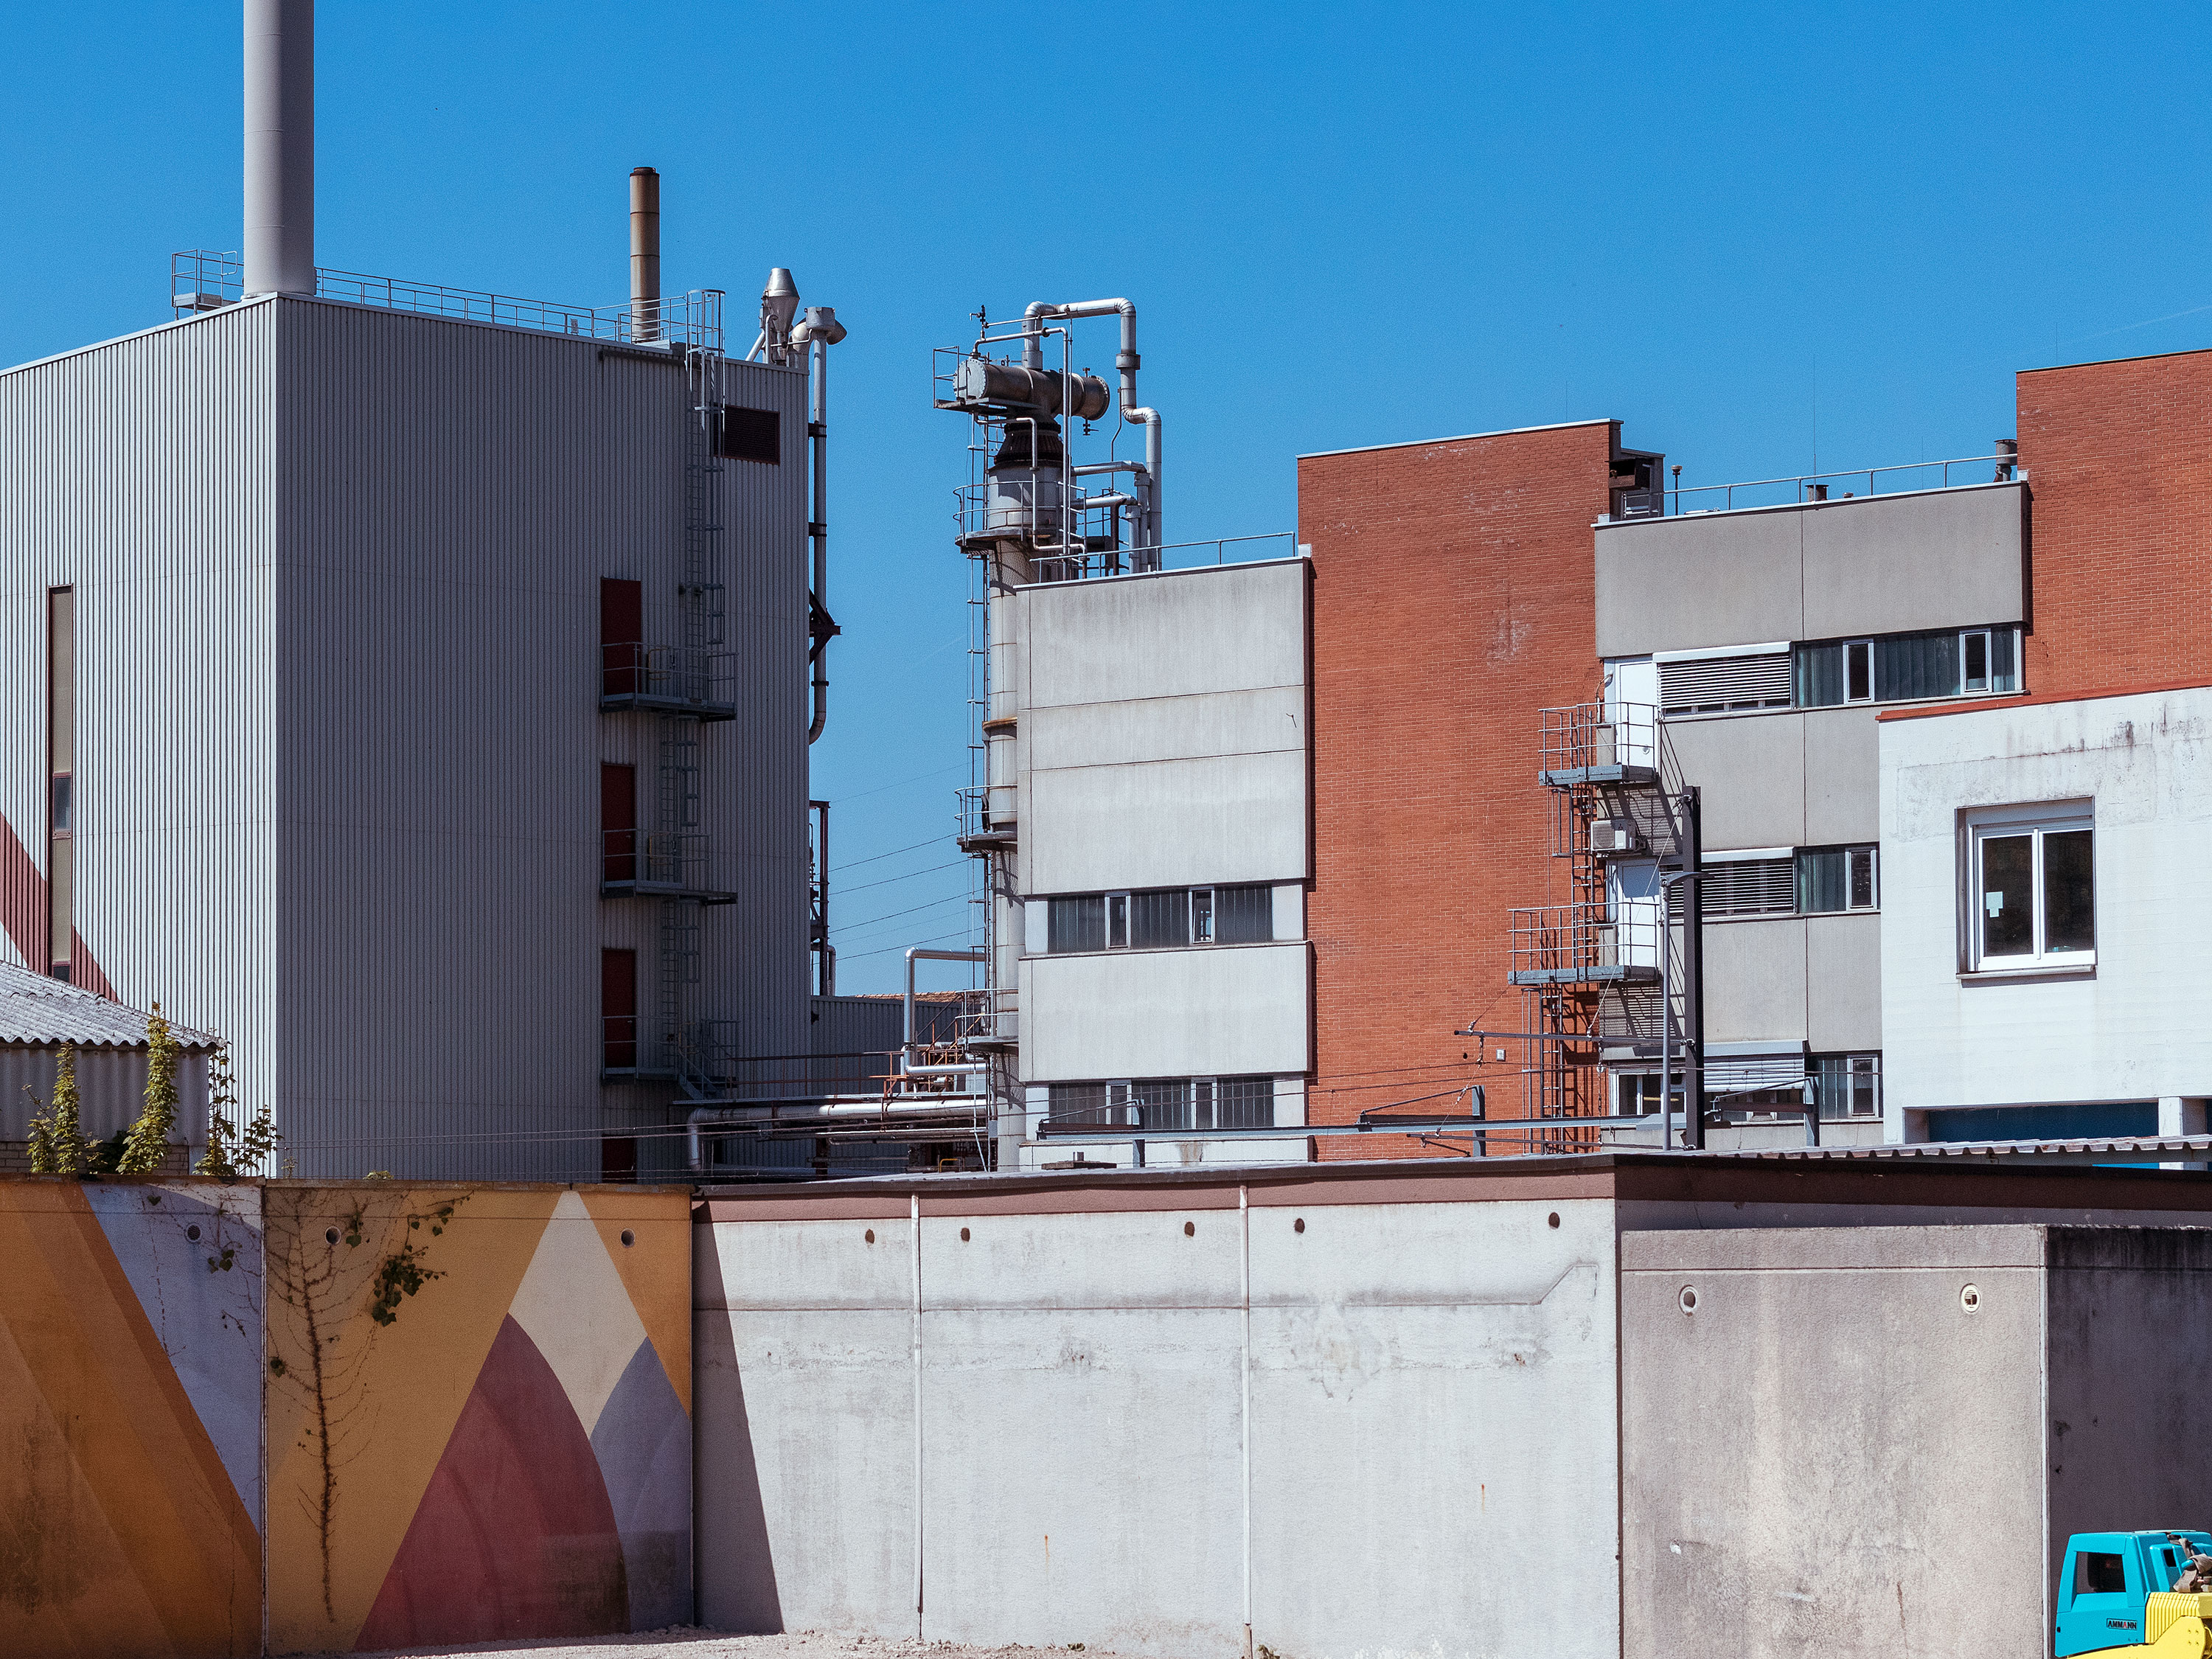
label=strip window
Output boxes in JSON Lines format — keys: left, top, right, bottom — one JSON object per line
{"left": 1795, "top": 625, "right": 2020, "bottom": 709}
{"left": 1966, "top": 807, "right": 2094, "bottom": 970}
{"left": 47, "top": 588, "right": 74, "bottom": 982}
{"left": 1043, "top": 885, "right": 1273, "bottom": 953}
{"left": 1046, "top": 1077, "right": 1276, "bottom": 1131}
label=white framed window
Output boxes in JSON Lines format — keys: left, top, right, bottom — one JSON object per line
{"left": 1796, "top": 845, "right": 1878, "bottom": 914}
{"left": 1964, "top": 804, "right": 2095, "bottom": 971}
{"left": 1844, "top": 639, "right": 1873, "bottom": 703}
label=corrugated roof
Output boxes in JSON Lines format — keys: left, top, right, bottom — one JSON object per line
{"left": 0, "top": 964, "right": 219, "bottom": 1049}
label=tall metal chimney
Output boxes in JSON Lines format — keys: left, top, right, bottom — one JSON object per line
{"left": 629, "top": 167, "right": 661, "bottom": 340}
{"left": 243, "top": 0, "right": 314, "bottom": 296}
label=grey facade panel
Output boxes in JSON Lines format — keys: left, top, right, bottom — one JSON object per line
{"left": 1700, "top": 918, "right": 1809, "bottom": 1046}
{"left": 1804, "top": 913, "right": 1881, "bottom": 1051}
{"left": 276, "top": 301, "right": 810, "bottom": 1179}
{"left": 1801, "top": 706, "right": 1880, "bottom": 844}
{"left": 1596, "top": 481, "right": 2026, "bottom": 657}
{"left": 1666, "top": 713, "right": 1806, "bottom": 850}
{"left": 2, "top": 296, "right": 812, "bottom": 1182}
{"left": 1800, "top": 484, "right": 2025, "bottom": 641}
{"left": 0, "top": 302, "right": 278, "bottom": 1162}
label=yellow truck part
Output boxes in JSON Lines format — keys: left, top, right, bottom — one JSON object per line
{"left": 2073, "top": 1594, "right": 2212, "bottom": 1657}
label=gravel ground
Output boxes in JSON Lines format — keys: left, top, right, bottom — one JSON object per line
{"left": 345, "top": 1633, "right": 1140, "bottom": 1659}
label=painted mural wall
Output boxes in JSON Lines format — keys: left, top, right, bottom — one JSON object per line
{"left": 0, "top": 1177, "right": 691, "bottom": 1659}
{"left": 0, "top": 1179, "right": 263, "bottom": 1658}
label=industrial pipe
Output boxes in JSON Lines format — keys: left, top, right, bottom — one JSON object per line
{"left": 904, "top": 947, "right": 986, "bottom": 1056}
{"left": 791, "top": 301, "right": 847, "bottom": 744}
{"left": 243, "top": 0, "right": 314, "bottom": 296}
{"left": 1021, "top": 298, "right": 1161, "bottom": 552}
{"left": 628, "top": 167, "right": 661, "bottom": 341}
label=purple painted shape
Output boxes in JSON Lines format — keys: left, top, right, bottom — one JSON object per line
{"left": 589, "top": 1338, "right": 692, "bottom": 1629}
{"left": 82, "top": 1184, "right": 263, "bottom": 1530}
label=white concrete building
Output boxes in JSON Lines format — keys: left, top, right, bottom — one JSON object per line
{"left": 1879, "top": 682, "right": 2212, "bottom": 1140}
{"left": 1008, "top": 558, "right": 1314, "bottom": 1166}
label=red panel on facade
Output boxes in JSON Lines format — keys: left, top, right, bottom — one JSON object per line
{"left": 600, "top": 764, "right": 636, "bottom": 884}
{"left": 1300, "top": 422, "right": 1618, "bottom": 1158}
{"left": 600, "top": 579, "right": 644, "bottom": 696}
{"left": 602, "top": 948, "right": 637, "bottom": 1071}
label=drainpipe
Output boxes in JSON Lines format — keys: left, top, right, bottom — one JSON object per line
{"left": 791, "top": 303, "right": 846, "bottom": 743}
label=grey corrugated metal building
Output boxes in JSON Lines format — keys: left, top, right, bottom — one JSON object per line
{"left": 0, "top": 288, "right": 813, "bottom": 1179}
{"left": 0, "top": 962, "right": 216, "bottom": 1169}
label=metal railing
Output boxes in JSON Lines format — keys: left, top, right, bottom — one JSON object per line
{"left": 167, "top": 250, "right": 725, "bottom": 349}
{"left": 1026, "top": 530, "right": 1301, "bottom": 585}
{"left": 1539, "top": 701, "right": 1663, "bottom": 779}
{"left": 601, "top": 830, "right": 715, "bottom": 894}
{"left": 1509, "top": 902, "right": 1663, "bottom": 983}
{"left": 1663, "top": 453, "right": 2019, "bottom": 516}
{"left": 600, "top": 644, "right": 737, "bottom": 714}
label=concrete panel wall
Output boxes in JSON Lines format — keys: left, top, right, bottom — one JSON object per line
{"left": 1804, "top": 706, "right": 1881, "bottom": 843}
{"left": 1020, "top": 942, "right": 1311, "bottom": 1080}
{"left": 1805, "top": 913, "right": 1882, "bottom": 1051}
{"left": 1880, "top": 686, "right": 2212, "bottom": 1116}
{"left": 1597, "top": 483, "right": 2025, "bottom": 657}
{"left": 695, "top": 1190, "right": 1624, "bottom": 1659}
{"left": 1019, "top": 560, "right": 1308, "bottom": 897}
{"left": 1620, "top": 1225, "right": 2051, "bottom": 1659}
{"left": 1702, "top": 920, "right": 1810, "bottom": 1044}
{"left": 1666, "top": 714, "right": 1807, "bottom": 849}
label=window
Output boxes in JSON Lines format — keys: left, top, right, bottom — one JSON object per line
{"left": 1796, "top": 846, "right": 1878, "bottom": 914}
{"left": 715, "top": 406, "right": 780, "bottom": 463}
{"left": 1795, "top": 625, "right": 2021, "bottom": 709}
{"left": 1046, "top": 1077, "right": 1276, "bottom": 1130}
{"left": 1967, "top": 807, "right": 2094, "bottom": 970}
{"left": 1679, "top": 855, "right": 1794, "bottom": 918}
{"left": 1811, "top": 1054, "right": 1882, "bottom": 1119}
{"left": 47, "top": 588, "right": 74, "bottom": 981}
{"left": 1049, "top": 895, "right": 1105, "bottom": 953}
{"left": 1042, "top": 885, "right": 1276, "bottom": 952}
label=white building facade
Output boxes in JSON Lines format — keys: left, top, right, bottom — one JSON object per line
{"left": 1008, "top": 557, "right": 1314, "bottom": 1166}
{"left": 1878, "top": 683, "right": 2212, "bottom": 1140}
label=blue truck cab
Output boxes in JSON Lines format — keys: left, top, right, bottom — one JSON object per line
{"left": 2056, "top": 1531, "right": 2212, "bottom": 1655}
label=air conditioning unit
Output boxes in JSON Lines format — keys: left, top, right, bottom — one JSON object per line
{"left": 1590, "top": 818, "right": 1644, "bottom": 856}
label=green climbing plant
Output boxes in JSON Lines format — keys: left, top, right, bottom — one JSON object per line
{"left": 25, "top": 1043, "right": 91, "bottom": 1175}
{"left": 195, "top": 1040, "right": 281, "bottom": 1178}
{"left": 116, "top": 1003, "right": 181, "bottom": 1175}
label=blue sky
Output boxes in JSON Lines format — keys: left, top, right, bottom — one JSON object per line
{"left": 6, "top": 3, "right": 2208, "bottom": 992}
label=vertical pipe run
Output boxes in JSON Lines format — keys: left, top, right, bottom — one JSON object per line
{"left": 1239, "top": 1184, "right": 1254, "bottom": 1659}
{"left": 629, "top": 167, "right": 661, "bottom": 341}
{"left": 1684, "top": 787, "right": 1707, "bottom": 1150}
{"left": 243, "top": 0, "right": 314, "bottom": 296}
{"left": 808, "top": 335, "right": 830, "bottom": 741}
{"left": 910, "top": 1193, "right": 924, "bottom": 1638}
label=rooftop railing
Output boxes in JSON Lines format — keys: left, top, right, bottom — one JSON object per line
{"left": 167, "top": 250, "right": 725, "bottom": 350}
{"left": 1655, "top": 452, "right": 2020, "bottom": 517}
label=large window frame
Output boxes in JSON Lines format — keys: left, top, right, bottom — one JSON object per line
{"left": 1043, "top": 885, "right": 1276, "bottom": 954}
{"left": 1963, "top": 803, "right": 2096, "bottom": 973}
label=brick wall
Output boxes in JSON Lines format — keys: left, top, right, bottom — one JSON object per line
{"left": 2017, "top": 348, "right": 2212, "bottom": 696}
{"left": 1301, "top": 423, "right": 1618, "bottom": 1158}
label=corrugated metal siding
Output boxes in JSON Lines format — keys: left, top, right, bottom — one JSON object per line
{"left": 280, "top": 302, "right": 810, "bottom": 1180}
{"left": 0, "top": 1046, "right": 209, "bottom": 1146}
{"left": 0, "top": 304, "right": 279, "bottom": 1152}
